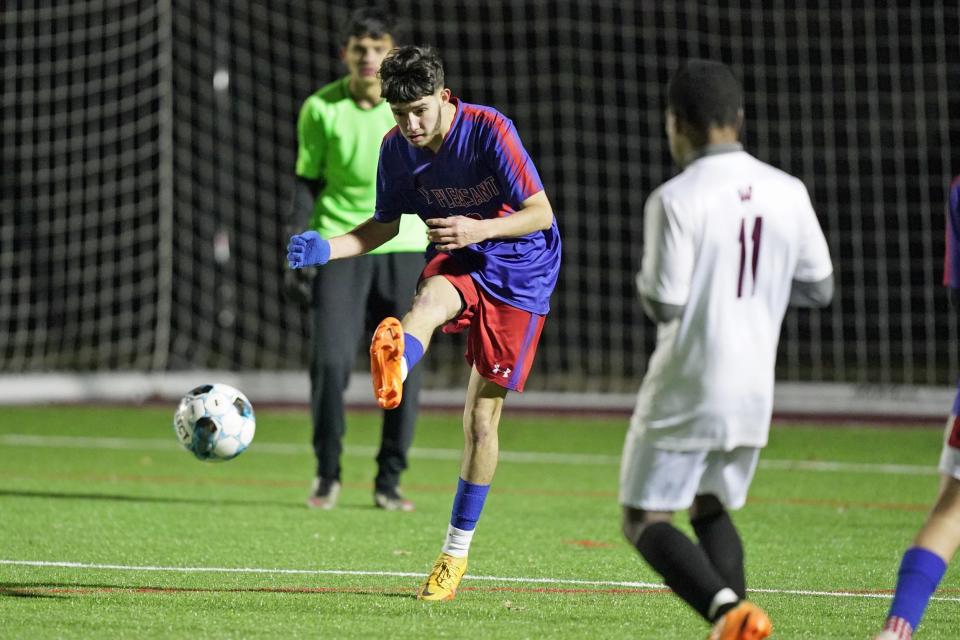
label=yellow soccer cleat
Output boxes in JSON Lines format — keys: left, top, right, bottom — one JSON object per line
{"left": 707, "top": 601, "right": 772, "bottom": 640}
{"left": 369, "top": 317, "right": 404, "bottom": 410}
{"left": 417, "top": 553, "right": 468, "bottom": 601}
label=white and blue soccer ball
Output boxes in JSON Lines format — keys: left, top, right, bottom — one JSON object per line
{"left": 173, "top": 383, "right": 256, "bottom": 462}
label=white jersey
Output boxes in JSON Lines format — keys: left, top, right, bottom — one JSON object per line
{"left": 632, "top": 148, "right": 833, "bottom": 450}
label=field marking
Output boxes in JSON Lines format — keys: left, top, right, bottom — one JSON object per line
{"left": 0, "top": 434, "right": 939, "bottom": 475}
{"left": 0, "top": 434, "right": 615, "bottom": 466}
{"left": 758, "top": 459, "right": 937, "bottom": 476}
{"left": 2, "top": 559, "right": 959, "bottom": 603}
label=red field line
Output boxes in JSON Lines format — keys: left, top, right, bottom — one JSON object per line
{"left": 4, "top": 584, "right": 958, "bottom": 599}
{"left": 0, "top": 584, "right": 672, "bottom": 598}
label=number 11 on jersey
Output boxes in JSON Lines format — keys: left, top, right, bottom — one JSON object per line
{"left": 737, "top": 216, "right": 763, "bottom": 297}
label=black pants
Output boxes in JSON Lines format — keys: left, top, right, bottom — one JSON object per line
{"left": 309, "top": 252, "right": 425, "bottom": 491}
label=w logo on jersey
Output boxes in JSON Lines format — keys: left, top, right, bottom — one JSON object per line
{"left": 491, "top": 363, "right": 512, "bottom": 378}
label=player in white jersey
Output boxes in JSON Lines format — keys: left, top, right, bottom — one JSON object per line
{"left": 619, "top": 60, "right": 833, "bottom": 640}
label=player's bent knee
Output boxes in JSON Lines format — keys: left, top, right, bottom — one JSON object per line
{"left": 690, "top": 493, "right": 726, "bottom": 521}
{"left": 464, "top": 412, "right": 498, "bottom": 447}
{"left": 622, "top": 516, "right": 644, "bottom": 547}
{"left": 411, "top": 277, "right": 461, "bottom": 318}
{"left": 622, "top": 506, "right": 672, "bottom": 547}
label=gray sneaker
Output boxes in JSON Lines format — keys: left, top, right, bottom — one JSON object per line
{"left": 306, "top": 477, "right": 341, "bottom": 510}
{"left": 373, "top": 487, "right": 415, "bottom": 512}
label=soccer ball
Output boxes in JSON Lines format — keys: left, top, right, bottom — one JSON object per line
{"left": 173, "top": 383, "right": 256, "bottom": 462}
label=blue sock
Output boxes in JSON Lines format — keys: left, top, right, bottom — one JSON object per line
{"left": 887, "top": 546, "right": 947, "bottom": 631}
{"left": 450, "top": 477, "right": 490, "bottom": 531}
{"left": 403, "top": 333, "right": 424, "bottom": 372}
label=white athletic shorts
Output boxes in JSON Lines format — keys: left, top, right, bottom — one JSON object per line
{"left": 619, "top": 431, "right": 761, "bottom": 512}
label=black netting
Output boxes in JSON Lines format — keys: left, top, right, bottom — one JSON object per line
{"left": 4, "top": 1, "right": 960, "bottom": 390}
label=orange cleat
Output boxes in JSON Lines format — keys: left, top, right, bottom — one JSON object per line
{"left": 370, "top": 317, "right": 404, "bottom": 410}
{"left": 708, "top": 601, "right": 773, "bottom": 640}
{"left": 417, "top": 553, "right": 468, "bottom": 601}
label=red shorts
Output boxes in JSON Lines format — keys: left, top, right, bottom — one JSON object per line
{"left": 420, "top": 252, "right": 546, "bottom": 392}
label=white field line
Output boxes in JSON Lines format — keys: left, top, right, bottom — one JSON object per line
{"left": 1, "top": 559, "right": 958, "bottom": 603}
{"left": 0, "top": 433, "right": 939, "bottom": 475}
{"left": 0, "top": 434, "right": 615, "bottom": 465}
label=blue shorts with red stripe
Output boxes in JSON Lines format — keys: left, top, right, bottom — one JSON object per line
{"left": 420, "top": 252, "right": 545, "bottom": 392}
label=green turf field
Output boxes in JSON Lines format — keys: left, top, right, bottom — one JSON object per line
{"left": 0, "top": 405, "right": 958, "bottom": 638}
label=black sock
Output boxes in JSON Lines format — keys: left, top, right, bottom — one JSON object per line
{"left": 635, "top": 521, "right": 729, "bottom": 621}
{"left": 692, "top": 509, "right": 746, "bottom": 599}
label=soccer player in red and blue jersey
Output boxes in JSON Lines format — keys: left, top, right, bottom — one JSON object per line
{"left": 287, "top": 45, "right": 561, "bottom": 601}
{"left": 874, "top": 176, "right": 960, "bottom": 640}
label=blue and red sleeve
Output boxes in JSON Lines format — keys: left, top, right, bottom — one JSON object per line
{"left": 478, "top": 110, "right": 544, "bottom": 207}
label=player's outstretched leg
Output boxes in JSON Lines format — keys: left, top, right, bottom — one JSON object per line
{"left": 370, "top": 317, "right": 405, "bottom": 410}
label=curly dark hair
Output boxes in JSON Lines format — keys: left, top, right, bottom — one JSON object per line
{"left": 379, "top": 45, "right": 445, "bottom": 104}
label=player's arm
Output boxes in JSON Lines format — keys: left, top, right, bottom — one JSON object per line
{"left": 288, "top": 129, "right": 406, "bottom": 268}
{"left": 790, "top": 185, "right": 835, "bottom": 309}
{"left": 425, "top": 190, "right": 554, "bottom": 251}
{"left": 329, "top": 217, "right": 400, "bottom": 258}
{"left": 636, "top": 189, "right": 692, "bottom": 324}
{"left": 427, "top": 114, "right": 553, "bottom": 250}
{"left": 640, "top": 296, "right": 684, "bottom": 324}
{"left": 287, "top": 217, "right": 400, "bottom": 269}
{"left": 789, "top": 274, "right": 834, "bottom": 308}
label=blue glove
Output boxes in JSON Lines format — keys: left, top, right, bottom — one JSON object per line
{"left": 287, "top": 230, "right": 330, "bottom": 268}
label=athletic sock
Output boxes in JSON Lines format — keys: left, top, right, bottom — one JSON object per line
{"left": 635, "top": 521, "right": 734, "bottom": 621}
{"left": 441, "top": 478, "right": 490, "bottom": 557}
{"left": 401, "top": 333, "right": 424, "bottom": 382}
{"left": 886, "top": 546, "right": 947, "bottom": 632}
{"left": 442, "top": 524, "right": 474, "bottom": 558}
{"left": 708, "top": 588, "right": 740, "bottom": 620}
{"left": 691, "top": 509, "right": 746, "bottom": 599}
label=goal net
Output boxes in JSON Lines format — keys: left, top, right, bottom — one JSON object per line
{"left": 4, "top": 1, "right": 958, "bottom": 406}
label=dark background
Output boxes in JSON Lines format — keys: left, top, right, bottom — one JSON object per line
{"left": 3, "top": 1, "right": 959, "bottom": 391}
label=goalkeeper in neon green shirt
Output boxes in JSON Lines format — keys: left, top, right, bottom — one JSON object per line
{"left": 286, "top": 7, "right": 427, "bottom": 511}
